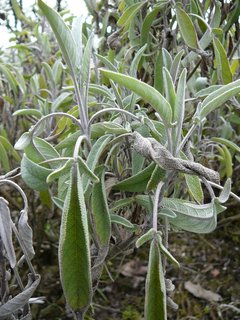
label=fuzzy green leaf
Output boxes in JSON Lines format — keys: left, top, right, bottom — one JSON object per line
{"left": 146, "top": 165, "right": 166, "bottom": 191}
{"left": 213, "top": 37, "right": 232, "bottom": 84}
{"left": 212, "top": 137, "right": 240, "bottom": 153}
{"left": 113, "top": 163, "right": 155, "bottom": 192}
{"left": 0, "top": 142, "right": 10, "bottom": 171}
{"left": 59, "top": 163, "right": 92, "bottom": 313}
{"left": 174, "top": 68, "right": 187, "bottom": 146}
{"left": 0, "top": 64, "right": 18, "bottom": 97}
{"left": 21, "top": 154, "right": 52, "bottom": 191}
{"left": 0, "top": 136, "right": 20, "bottom": 162}
{"left": 91, "top": 170, "right": 111, "bottom": 246}
{"left": 218, "top": 178, "right": 231, "bottom": 204}
{"left": 83, "top": 135, "right": 112, "bottom": 191}
{"left": 163, "top": 198, "right": 225, "bottom": 233}
{"left": 176, "top": 5, "right": 198, "bottom": 49}
{"left": 13, "top": 108, "right": 43, "bottom": 118}
{"left": 100, "top": 69, "right": 172, "bottom": 125}
{"left": 145, "top": 239, "right": 167, "bottom": 320}
{"left": 156, "top": 233, "right": 179, "bottom": 267}
{"left": 141, "top": 6, "right": 161, "bottom": 45}
{"left": 163, "top": 67, "right": 176, "bottom": 111}
{"left": 200, "top": 79, "right": 240, "bottom": 120}
{"left": 38, "top": 0, "right": 79, "bottom": 74}
{"left": 136, "top": 228, "right": 156, "bottom": 248}
{"left": 222, "top": 145, "right": 232, "bottom": 178}
{"left": 110, "top": 214, "right": 135, "bottom": 230}
{"left": 117, "top": 1, "right": 147, "bottom": 29}
{"left": 47, "top": 159, "right": 73, "bottom": 183}
{"left": 14, "top": 132, "right": 31, "bottom": 151}
{"left": 185, "top": 174, "right": 204, "bottom": 204}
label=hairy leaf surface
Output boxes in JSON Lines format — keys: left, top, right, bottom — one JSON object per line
{"left": 59, "top": 163, "right": 92, "bottom": 312}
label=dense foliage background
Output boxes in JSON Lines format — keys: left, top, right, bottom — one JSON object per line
{"left": 0, "top": 0, "right": 240, "bottom": 319}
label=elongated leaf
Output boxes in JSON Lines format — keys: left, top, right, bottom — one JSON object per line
{"left": 141, "top": 6, "right": 161, "bottom": 45}
{"left": 38, "top": 0, "right": 78, "bottom": 74}
{"left": 176, "top": 5, "right": 198, "bottom": 49}
{"left": 156, "top": 233, "right": 179, "bottom": 267}
{"left": 91, "top": 170, "right": 111, "bottom": 246}
{"left": 174, "top": 68, "right": 187, "bottom": 146}
{"left": 136, "top": 195, "right": 226, "bottom": 233}
{"left": 222, "top": 145, "right": 232, "bottom": 178}
{"left": 159, "top": 208, "right": 176, "bottom": 219}
{"left": 146, "top": 165, "right": 166, "bottom": 191}
{"left": 10, "top": 0, "right": 31, "bottom": 24}
{"left": 110, "top": 214, "right": 135, "bottom": 230}
{"left": 56, "top": 131, "right": 80, "bottom": 151}
{"left": 13, "top": 108, "right": 42, "bottom": 118}
{"left": 117, "top": 1, "right": 146, "bottom": 29}
{"left": 83, "top": 135, "right": 112, "bottom": 190}
{"left": 110, "top": 198, "right": 134, "bottom": 212}
{"left": 212, "top": 137, "right": 240, "bottom": 153}
{"left": 101, "top": 69, "right": 172, "bottom": 125}
{"left": 52, "top": 196, "right": 64, "bottom": 209}
{"left": 18, "top": 209, "right": 35, "bottom": 260}
{"left": 113, "top": 163, "right": 155, "bottom": 192}
{"left": 0, "top": 136, "right": 20, "bottom": 162}
{"left": 71, "top": 17, "right": 83, "bottom": 69}
{"left": 82, "top": 32, "right": 93, "bottom": 85}
{"left": 132, "top": 149, "right": 145, "bottom": 176}
{"left": 0, "top": 198, "right": 16, "bottom": 268}
{"left": 218, "top": 178, "right": 231, "bottom": 204}
{"left": 0, "top": 64, "right": 18, "bottom": 97}
{"left": 77, "top": 157, "right": 99, "bottom": 183}
{"left": 47, "top": 159, "right": 73, "bottom": 183}
{"left": 200, "top": 79, "right": 240, "bottom": 119}
{"left": 42, "top": 61, "right": 55, "bottom": 88}
{"left": 145, "top": 239, "right": 167, "bottom": 320}
{"left": 52, "top": 59, "right": 63, "bottom": 83}
{"left": 59, "top": 163, "right": 92, "bottom": 312}
{"left": 130, "top": 44, "right": 147, "bottom": 77}
{"left": 154, "top": 50, "right": 164, "bottom": 94}
{"left": 170, "top": 50, "right": 184, "bottom": 83}
{"left": 96, "top": 53, "right": 118, "bottom": 72}
{"left": 0, "top": 142, "right": 10, "bottom": 171}
{"left": 196, "top": 85, "right": 222, "bottom": 98}
{"left": 52, "top": 92, "right": 72, "bottom": 111}
{"left": 21, "top": 154, "right": 52, "bottom": 191}
{"left": 162, "top": 48, "right": 172, "bottom": 70}
{"left": 163, "top": 67, "right": 176, "bottom": 110}
{"left": 223, "top": 0, "right": 240, "bottom": 32}
{"left": 89, "top": 84, "right": 114, "bottom": 100}
{"left": 99, "top": 122, "right": 129, "bottom": 135}
{"left": 213, "top": 37, "right": 232, "bottom": 84}
{"left": 136, "top": 228, "right": 156, "bottom": 248}
{"left": 0, "top": 274, "right": 40, "bottom": 318}
{"left": 185, "top": 174, "right": 204, "bottom": 204}
{"left": 135, "top": 194, "right": 153, "bottom": 213}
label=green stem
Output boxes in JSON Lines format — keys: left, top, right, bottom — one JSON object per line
{"left": 153, "top": 182, "right": 165, "bottom": 231}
